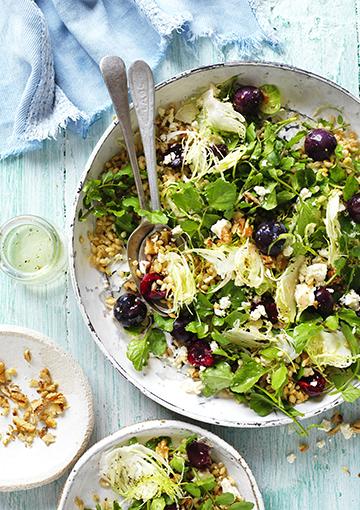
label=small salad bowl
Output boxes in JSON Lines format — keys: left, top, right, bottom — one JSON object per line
{"left": 57, "top": 419, "right": 264, "bottom": 510}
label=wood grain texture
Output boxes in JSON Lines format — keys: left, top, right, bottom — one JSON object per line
{"left": 0, "top": 1, "right": 359, "bottom": 508}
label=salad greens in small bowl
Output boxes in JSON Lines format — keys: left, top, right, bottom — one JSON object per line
{"left": 57, "top": 420, "right": 263, "bottom": 510}
{"left": 71, "top": 62, "right": 360, "bottom": 428}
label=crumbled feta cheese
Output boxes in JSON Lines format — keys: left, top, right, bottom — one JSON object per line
{"left": 171, "top": 346, "right": 188, "bottom": 368}
{"left": 286, "top": 453, "right": 297, "bottom": 464}
{"left": 283, "top": 245, "right": 293, "bottom": 257}
{"left": 316, "top": 439, "right": 326, "bottom": 449}
{"left": 183, "top": 379, "right": 204, "bottom": 395}
{"left": 300, "top": 188, "right": 312, "bottom": 200}
{"left": 214, "top": 307, "right": 226, "bottom": 317}
{"left": 219, "top": 296, "right": 231, "bottom": 310}
{"left": 220, "top": 477, "right": 242, "bottom": 499}
{"left": 139, "top": 260, "right": 150, "bottom": 274}
{"left": 295, "top": 283, "right": 315, "bottom": 311}
{"left": 319, "top": 248, "right": 329, "bottom": 259}
{"left": 340, "top": 289, "right": 360, "bottom": 311}
{"left": 340, "top": 423, "right": 354, "bottom": 440}
{"left": 249, "top": 304, "right": 267, "bottom": 321}
{"left": 301, "top": 263, "right": 328, "bottom": 285}
{"left": 318, "top": 419, "right": 332, "bottom": 432}
{"left": 163, "top": 153, "right": 173, "bottom": 165}
{"left": 210, "top": 219, "right": 231, "bottom": 238}
{"left": 254, "top": 186, "right": 270, "bottom": 197}
{"left": 210, "top": 341, "right": 219, "bottom": 352}
{"left": 171, "top": 225, "right": 183, "bottom": 236}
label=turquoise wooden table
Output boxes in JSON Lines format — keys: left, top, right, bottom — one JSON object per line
{"left": 1, "top": 1, "right": 359, "bottom": 508}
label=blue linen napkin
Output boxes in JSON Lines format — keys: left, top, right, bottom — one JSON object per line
{"left": 0, "top": 0, "right": 279, "bottom": 160}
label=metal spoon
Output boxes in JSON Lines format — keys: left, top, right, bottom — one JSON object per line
{"left": 100, "top": 56, "right": 172, "bottom": 314}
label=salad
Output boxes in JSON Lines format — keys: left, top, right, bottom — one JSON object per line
{"left": 82, "top": 77, "right": 360, "bottom": 427}
{"left": 80, "top": 434, "right": 254, "bottom": 510}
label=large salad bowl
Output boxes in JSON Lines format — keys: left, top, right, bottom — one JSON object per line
{"left": 70, "top": 62, "right": 360, "bottom": 427}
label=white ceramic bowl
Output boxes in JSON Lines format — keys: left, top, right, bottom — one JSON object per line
{"left": 0, "top": 325, "right": 94, "bottom": 491}
{"left": 70, "top": 62, "right": 360, "bottom": 427}
{"left": 57, "top": 419, "right": 264, "bottom": 510}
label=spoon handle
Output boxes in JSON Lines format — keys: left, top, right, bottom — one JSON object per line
{"left": 128, "top": 60, "right": 161, "bottom": 212}
{"left": 100, "top": 56, "right": 147, "bottom": 210}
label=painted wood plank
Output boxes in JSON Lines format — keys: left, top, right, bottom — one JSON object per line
{"left": 0, "top": 1, "right": 359, "bottom": 508}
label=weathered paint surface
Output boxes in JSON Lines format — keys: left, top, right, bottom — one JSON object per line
{"left": 0, "top": 1, "right": 359, "bottom": 508}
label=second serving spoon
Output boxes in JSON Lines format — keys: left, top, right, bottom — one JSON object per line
{"left": 100, "top": 56, "right": 173, "bottom": 315}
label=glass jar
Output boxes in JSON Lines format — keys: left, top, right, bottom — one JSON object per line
{"left": 0, "top": 215, "right": 66, "bottom": 284}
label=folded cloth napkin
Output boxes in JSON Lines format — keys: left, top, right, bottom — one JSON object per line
{"left": 0, "top": 0, "right": 279, "bottom": 160}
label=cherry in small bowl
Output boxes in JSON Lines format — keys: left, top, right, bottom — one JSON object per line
{"left": 298, "top": 371, "right": 326, "bottom": 397}
{"left": 140, "top": 272, "right": 166, "bottom": 301}
{"left": 114, "top": 293, "right": 147, "bottom": 327}
{"left": 187, "top": 340, "right": 214, "bottom": 367}
{"left": 186, "top": 440, "right": 212, "bottom": 469}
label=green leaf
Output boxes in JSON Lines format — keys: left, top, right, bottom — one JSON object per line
{"left": 185, "top": 321, "right": 209, "bottom": 339}
{"left": 231, "top": 360, "right": 268, "bottom": 394}
{"left": 215, "top": 493, "right": 236, "bottom": 505}
{"left": 292, "top": 322, "right": 323, "bottom": 353}
{"left": 338, "top": 309, "right": 360, "bottom": 329}
{"left": 126, "top": 336, "right": 150, "bottom": 371}
{"left": 330, "top": 165, "right": 347, "bottom": 184}
{"left": 286, "top": 130, "right": 306, "bottom": 149}
{"left": 184, "top": 483, "right": 201, "bottom": 498}
{"left": 150, "top": 497, "right": 166, "bottom": 510}
{"left": 147, "top": 329, "right": 167, "bottom": 356}
{"left": 200, "top": 499, "right": 213, "bottom": 510}
{"left": 324, "top": 315, "right": 339, "bottom": 331}
{"left": 201, "top": 361, "right": 234, "bottom": 396}
{"left": 261, "top": 185, "right": 277, "bottom": 210}
{"left": 340, "top": 322, "right": 359, "bottom": 355}
{"left": 169, "top": 455, "right": 185, "bottom": 473}
{"left": 172, "top": 183, "right": 203, "bottom": 213}
{"left": 180, "top": 219, "right": 199, "bottom": 235}
{"left": 145, "top": 436, "right": 171, "bottom": 450}
{"left": 196, "top": 294, "right": 213, "bottom": 319}
{"left": 138, "top": 209, "right": 168, "bottom": 225}
{"left": 196, "top": 475, "right": 216, "bottom": 492}
{"left": 205, "top": 178, "right": 237, "bottom": 211}
{"left": 113, "top": 502, "right": 122, "bottom": 510}
{"left": 277, "top": 190, "right": 296, "bottom": 204}
{"left": 153, "top": 313, "right": 174, "bottom": 332}
{"left": 229, "top": 502, "right": 254, "bottom": 510}
{"left": 343, "top": 175, "right": 359, "bottom": 201}
{"left": 340, "top": 384, "right": 360, "bottom": 402}
{"left": 248, "top": 392, "right": 274, "bottom": 416}
{"left": 211, "top": 330, "right": 231, "bottom": 346}
{"left": 295, "top": 200, "right": 321, "bottom": 236}
{"left": 225, "top": 311, "right": 248, "bottom": 328}
{"left": 271, "top": 364, "right": 288, "bottom": 391}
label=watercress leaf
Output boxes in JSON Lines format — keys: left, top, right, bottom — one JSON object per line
{"left": 340, "top": 384, "right": 360, "bottom": 403}
{"left": 229, "top": 502, "right": 254, "bottom": 510}
{"left": 147, "top": 329, "right": 167, "bottom": 356}
{"left": 169, "top": 455, "right": 185, "bottom": 473}
{"left": 184, "top": 483, "right": 201, "bottom": 498}
{"left": 261, "top": 186, "right": 277, "bottom": 210}
{"left": 113, "top": 501, "right": 122, "bottom": 510}
{"left": 295, "top": 200, "right": 321, "bottom": 236}
{"left": 295, "top": 167, "right": 316, "bottom": 189}
{"left": 340, "top": 322, "right": 359, "bottom": 355}
{"left": 218, "top": 282, "right": 246, "bottom": 306}
{"left": 271, "top": 364, "right": 288, "bottom": 391}
{"left": 138, "top": 209, "right": 168, "bottom": 225}
{"left": 172, "top": 183, "right": 203, "bottom": 213}
{"left": 126, "top": 336, "right": 150, "bottom": 371}
{"left": 200, "top": 500, "right": 213, "bottom": 510}
{"left": 338, "top": 309, "right": 360, "bottom": 329}
{"left": 185, "top": 321, "right": 209, "bottom": 339}
{"left": 196, "top": 475, "right": 216, "bottom": 492}
{"left": 248, "top": 392, "right": 274, "bottom": 416}
{"left": 215, "top": 493, "right": 236, "bottom": 506}
{"left": 211, "top": 330, "right": 231, "bottom": 346}
{"left": 150, "top": 497, "right": 166, "bottom": 510}
{"left": 230, "top": 360, "right": 268, "bottom": 393}
{"left": 225, "top": 311, "right": 248, "bottom": 328}
{"left": 276, "top": 190, "right": 296, "bottom": 204}
{"left": 145, "top": 436, "right": 172, "bottom": 450}
{"left": 153, "top": 313, "right": 174, "bottom": 332}
{"left": 205, "top": 178, "right": 237, "bottom": 211}
{"left": 123, "top": 196, "right": 140, "bottom": 211}
{"left": 196, "top": 294, "right": 213, "bottom": 319}
{"left": 180, "top": 219, "right": 199, "bottom": 235}
{"left": 285, "top": 130, "right": 306, "bottom": 149}
{"left": 202, "top": 213, "right": 221, "bottom": 229}
{"left": 330, "top": 165, "right": 347, "bottom": 184}
{"left": 324, "top": 315, "right": 339, "bottom": 331}
{"left": 343, "top": 175, "right": 359, "bottom": 201}
{"left": 200, "top": 361, "right": 234, "bottom": 396}
{"left": 292, "top": 322, "right": 323, "bottom": 353}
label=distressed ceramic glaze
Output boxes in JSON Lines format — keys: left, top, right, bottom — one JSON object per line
{"left": 70, "top": 62, "right": 360, "bottom": 428}
{"left": 0, "top": 326, "right": 94, "bottom": 491}
{"left": 57, "top": 420, "right": 264, "bottom": 510}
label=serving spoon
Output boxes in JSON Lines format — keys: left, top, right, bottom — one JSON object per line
{"left": 100, "top": 56, "right": 173, "bottom": 315}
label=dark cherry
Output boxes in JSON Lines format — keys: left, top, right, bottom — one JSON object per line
{"left": 314, "top": 287, "right": 334, "bottom": 317}
{"left": 113, "top": 293, "right": 147, "bottom": 327}
{"left": 233, "top": 86, "right": 264, "bottom": 115}
{"left": 254, "top": 221, "right": 287, "bottom": 256}
{"left": 261, "top": 294, "right": 279, "bottom": 323}
{"left": 140, "top": 273, "right": 166, "bottom": 301}
{"left": 172, "top": 309, "right": 196, "bottom": 343}
{"left": 164, "top": 143, "right": 183, "bottom": 169}
{"left": 186, "top": 440, "right": 212, "bottom": 469}
{"left": 187, "top": 340, "right": 214, "bottom": 367}
{"left": 304, "top": 129, "right": 337, "bottom": 161}
{"left": 165, "top": 505, "right": 177, "bottom": 510}
{"left": 298, "top": 371, "right": 326, "bottom": 397}
{"left": 210, "top": 143, "right": 228, "bottom": 159}
{"left": 347, "top": 193, "right": 360, "bottom": 223}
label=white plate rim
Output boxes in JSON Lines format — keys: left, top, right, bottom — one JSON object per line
{"left": 57, "top": 419, "right": 264, "bottom": 510}
{"left": 0, "top": 324, "right": 94, "bottom": 491}
{"left": 69, "top": 61, "right": 359, "bottom": 428}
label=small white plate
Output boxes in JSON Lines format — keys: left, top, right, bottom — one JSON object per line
{"left": 0, "top": 325, "right": 94, "bottom": 491}
{"left": 58, "top": 419, "right": 264, "bottom": 510}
